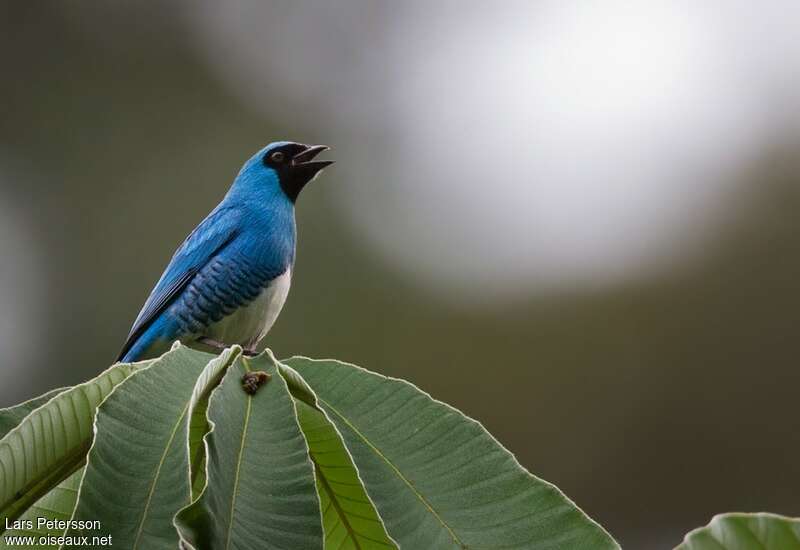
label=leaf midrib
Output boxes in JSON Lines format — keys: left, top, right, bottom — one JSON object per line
{"left": 132, "top": 402, "right": 191, "bottom": 549}
{"left": 225, "top": 365, "right": 253, "bottom": 550}
{"left": 0, "top": 442, "right": 88, "bottom": 527}
{"left": 314, "top": 460, "right": 362, "bottom": 550}
{"left": 317, "top": 397, "right": 465, "bottom": 549}
{"left": 0, "top": 369, "right": 131, "bottom": 521}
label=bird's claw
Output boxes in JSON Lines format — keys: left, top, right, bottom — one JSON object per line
{"left": 198, "top": 337, "right": 228, "bottom": 353}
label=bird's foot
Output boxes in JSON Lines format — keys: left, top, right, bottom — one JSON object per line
{"left": 197, "top": 337, "right": 231, "bottom": 353}
{"left": 198, "top": 337, "right": 261, "bottom": 359}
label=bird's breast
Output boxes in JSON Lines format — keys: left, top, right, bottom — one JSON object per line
{"left": 203, "top": 268, "right": 292, "bottom": 348}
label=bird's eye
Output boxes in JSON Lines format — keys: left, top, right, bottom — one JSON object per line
{"left": 270, "top": 151, "right": 285, "bottom": 163}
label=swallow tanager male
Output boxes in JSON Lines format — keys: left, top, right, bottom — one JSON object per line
{"left": 118, "top": 142, "right": 333, "bottom": 363}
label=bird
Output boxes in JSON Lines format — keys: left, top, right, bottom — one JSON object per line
{"left": 117, "top": 141, "right": 333, "bottom": 363}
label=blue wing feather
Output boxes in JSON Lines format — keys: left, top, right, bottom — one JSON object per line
{"left": 117, "top": 205, "right": 241, "bottom": 361}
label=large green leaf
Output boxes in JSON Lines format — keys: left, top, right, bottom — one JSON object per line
{"left": 0, "top": 390, "right": 83, "bottom": 549}
{"left": 0, "top": 362, "right": 140, "bottom": 528}
{"left": 186, "top": 347, "right": 245, "bottom": 501}
{"left": 0, "top": 389, "right": 69, "bottom": 439}
{"left": 278, "top": 358, "right": 396, "bottom": 549}
{"left": 0, "top": 468, "right": 83, "bottom": 548}
{"left": 677, "top": 513, "right": 800, "bottom": 550}
{"left": 295, "top": 399, "right": 396, "bottom": 549}
{"left": 175, "top": 353, "right": 323, "bottom": 550}
{"left": 64, "top": 345, "right": 240, "bottom": 549}
{"left": 0, "top": 389, "right": 84, "bottom": 548}
{"left": 284, "top": 357, "right": 619, "bottom": 550}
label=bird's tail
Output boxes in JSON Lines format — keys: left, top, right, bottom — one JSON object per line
{"left": 118, "top": 325, "right": 170, "bottom": 363}
{"left": 119, "top": 338, "right": 150, "bottom": 363}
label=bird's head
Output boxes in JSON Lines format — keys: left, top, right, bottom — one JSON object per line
{"left": 237, "top": 141, "right": 334, "bottom": 203}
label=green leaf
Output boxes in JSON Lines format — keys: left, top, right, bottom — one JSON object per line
{"left": 64, "top": 345, "right": 240, "bottom": 549}
{"left": 295, "top": 399, "right": 397, "bottom": 549}
{"left": 175, "top": 352, "right": 323, "bottom": 550}
{"left": 0, "top": 468, "right": 83, "bottom": 548}
{"left": 677, "top": 513, "right": 800, "bottom": 550}
{"left": 0, "top": 361, "right": 140, "bottom": 528}
{"left": 284, "top": 357, "right": 619, "bottom": 550}
{"left": 277, "top": 358, "right": 396, "bottom": 549}
{"left": 187, "top": 347, "right": 244, "bottom": 501}
{"left": 0, "top": 388, "right": 69, "bottom": 440}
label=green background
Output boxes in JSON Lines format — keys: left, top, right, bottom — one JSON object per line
{"left": 1, "top": 4, "right": 799, "bottom": 548}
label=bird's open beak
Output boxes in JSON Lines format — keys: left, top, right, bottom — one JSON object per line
{"left": 284, "top": 144, "right": 333, "bottom": 201}
{"left": 292, "top": 145, "right": 334, "bottom": 170}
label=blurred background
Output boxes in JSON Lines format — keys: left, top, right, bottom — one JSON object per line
{"left": 1, "top": 2, "right": 799, "bottom": 547}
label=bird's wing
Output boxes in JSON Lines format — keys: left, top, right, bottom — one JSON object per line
{"left": 117, "top": 205, "right": 241, "bottom": 361}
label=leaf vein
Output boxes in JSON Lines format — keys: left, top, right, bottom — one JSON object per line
{"left": 318, "top": 396, "right": 465, "bottom": 548}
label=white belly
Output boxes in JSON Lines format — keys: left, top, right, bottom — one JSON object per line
{"left": 204, "top": 269, "right": 291, "bottom": 350}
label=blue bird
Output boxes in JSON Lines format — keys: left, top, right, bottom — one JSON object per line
{"left": 118, "top": 142, "right": 333, "bottom": 363}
